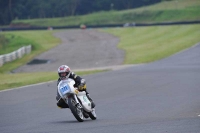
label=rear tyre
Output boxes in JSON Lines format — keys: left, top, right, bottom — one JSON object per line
{"left": 68, "top": 97, "right": 84, "bottom": 122}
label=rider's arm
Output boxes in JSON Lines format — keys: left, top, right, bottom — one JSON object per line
{"left": 69, "top": 72, "right": 86, "bottom": 91}
{"left": 69, "top": 72, "right": 82, "bottom": 85}
{"left": 57, "top": 78, "right": 61, "bottom": 86}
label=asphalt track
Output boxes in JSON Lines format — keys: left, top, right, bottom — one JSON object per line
{"left": 13, "top": 29, "right": 124, "bottom": 73}
{"left": 1, "top": 44, "right": 200, "bottom": 132}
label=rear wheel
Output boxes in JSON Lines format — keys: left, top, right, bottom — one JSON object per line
{"left": 68, "top": 97, "right": 84, "bottom": 122}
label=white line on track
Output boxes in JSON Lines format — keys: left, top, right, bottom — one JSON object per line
{"left": 0, "top": 80, "right": 55, "bottom": 93}
{"left": 1, "top": 42, "right": 199, "bottom": 93}
{"left": 0, "top": 64, "right": 141, "bottom": 93}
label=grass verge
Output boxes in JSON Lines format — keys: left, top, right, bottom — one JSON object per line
{"left": 101, "top": 24, "right": 200, "bottom": 64}
{"left": 0, "top": 34, "right": 32, "bottom": 54}
{"left": 0, "top": 30, "right": 109, "bottom": 91}
{"left": 0, "top": 70, "right": 107, "bottom": 91}
{"left": 11, "top": 0, "right": 200, "bottom": 27}
{"left": 1, "top": 24, "right": 200, "bottom": 91}
{"left": 0, "top": 30, "right": 61, "bottom": 73}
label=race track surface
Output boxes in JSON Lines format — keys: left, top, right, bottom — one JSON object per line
{"left": 0, "top": 30, "right": 200, "bottom": 132}
{"left": 13, "top": 29, "right": 124, "bottom": 73}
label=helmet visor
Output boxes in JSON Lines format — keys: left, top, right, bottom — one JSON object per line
{"left": 59, "top": 72, "right": 69, "bottom": 78}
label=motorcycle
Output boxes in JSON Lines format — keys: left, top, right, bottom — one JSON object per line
{"left": 57, "top": 78, "right": 97, "bottom": 122}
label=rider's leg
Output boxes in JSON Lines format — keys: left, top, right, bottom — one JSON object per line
{"left": 56, "top": 90, "right": 69, "bottom": 108}
{"left": 57, "top": 98, "right": 69, "bottom": 108}
{"left": 85, "top": 90, "right": 96, "bottom": 108}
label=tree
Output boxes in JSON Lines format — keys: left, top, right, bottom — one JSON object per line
{"left": 9, "top": 0, "right": 13, "bottom": 20}
{"left": 68, "top": 0, "right": 81, "bottom": 16}
{"left": 0, "top": 0, "right": 162, "bottom": 25}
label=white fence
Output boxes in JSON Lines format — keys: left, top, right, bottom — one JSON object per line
{"left": 0, "top": 45, "right": 32, "bottom": 67}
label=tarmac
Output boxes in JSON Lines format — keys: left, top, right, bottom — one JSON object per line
{"left": 12, "top": 29, "right": 125, "bottom": 73}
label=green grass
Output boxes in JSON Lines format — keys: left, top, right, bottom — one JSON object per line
{"left": 11, "top": 0, "right": 200, "bottom": 27}
{"left": 1, "top": 24, "right": 200, "bottom": 91}
{"left": 0, "top": 34, "right": 9, "bottom": 50}
{"left": 0, "top": 30, "right": 61, "bottom": 73}
{"left": 0, "top": 30, "right": 109, "bottom": 91}
{"left": 101, "top": 24, "right": 200, "bottom": 64}
{"left": 0, "top": 34, "right": 33, "bottom": 54}
{"left": 0, "top": 70, "right": 107, "bottom": 91}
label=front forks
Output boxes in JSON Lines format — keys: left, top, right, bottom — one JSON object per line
{"left": 66, "top": 94, "right": 82, "bottom": 109}
{"left": 73, "top": 95, "right": 82, "bottom": 109}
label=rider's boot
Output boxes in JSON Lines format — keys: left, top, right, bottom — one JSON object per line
{"left": 56, "top": 91, "right": 69, "bottom": 108}
{"left": 85, "top": 90, "right": 95, "bottom": 108}
{"left": 87, "top": 94, "right": 95, "bottom": 108}
{"left": 57, "top": 98, "right": 69, "bottom": 108}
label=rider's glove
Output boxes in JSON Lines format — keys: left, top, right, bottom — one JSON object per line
{"left": 78, "top": 79, "right": 86, "bottom": 91}
{"left": 78, "top": 84, "right": 86, "bottom": 91}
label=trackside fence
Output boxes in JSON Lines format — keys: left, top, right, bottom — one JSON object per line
{"left": 0, "top": 45, "right": 32, "bottom": 67}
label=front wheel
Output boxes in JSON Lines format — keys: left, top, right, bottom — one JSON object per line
{"left": 68, "top": 97, "right": 84, "bottom": 122}
{"left": 88, "top": 109, "right": 97, "bottom": 120}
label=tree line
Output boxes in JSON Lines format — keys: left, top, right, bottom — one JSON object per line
{"left": 0, "top": 0, "right": 162, "bottom": 25}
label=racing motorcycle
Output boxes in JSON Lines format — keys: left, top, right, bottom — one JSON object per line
{"left": 57, "top": 78, "right": 97, "bottom": 122}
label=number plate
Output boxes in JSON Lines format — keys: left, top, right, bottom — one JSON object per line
{"left": 60, "top": 85, "right": 70, "bottom": 95}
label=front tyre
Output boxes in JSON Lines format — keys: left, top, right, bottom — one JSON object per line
{"left": 68, "top": 97, "right": 84, "bottom": 122}
{"left": 88, "top": 108, "right": 97, "bottom": 120}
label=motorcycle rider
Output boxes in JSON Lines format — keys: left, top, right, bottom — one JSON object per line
{"left": 56, "top": 65, "right": 95, "bottom": 109}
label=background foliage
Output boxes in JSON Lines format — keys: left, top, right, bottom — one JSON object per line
{"left": 0, "top": 0, "right": 161, "bottom": 25}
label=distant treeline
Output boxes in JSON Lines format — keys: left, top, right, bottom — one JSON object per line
{"left": 0, "top": 0, "right": 162, "bottom": 25}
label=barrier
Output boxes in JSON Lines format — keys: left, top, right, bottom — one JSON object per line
{"left": 1, "top": 20, "right": 200, "bottom": 31}
{"left": 0, "top": 45, "right": 32, "bottom": 67}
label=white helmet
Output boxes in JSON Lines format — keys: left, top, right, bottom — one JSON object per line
{"left": 58, "top": 65, "right": 71, "bottom": 79}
